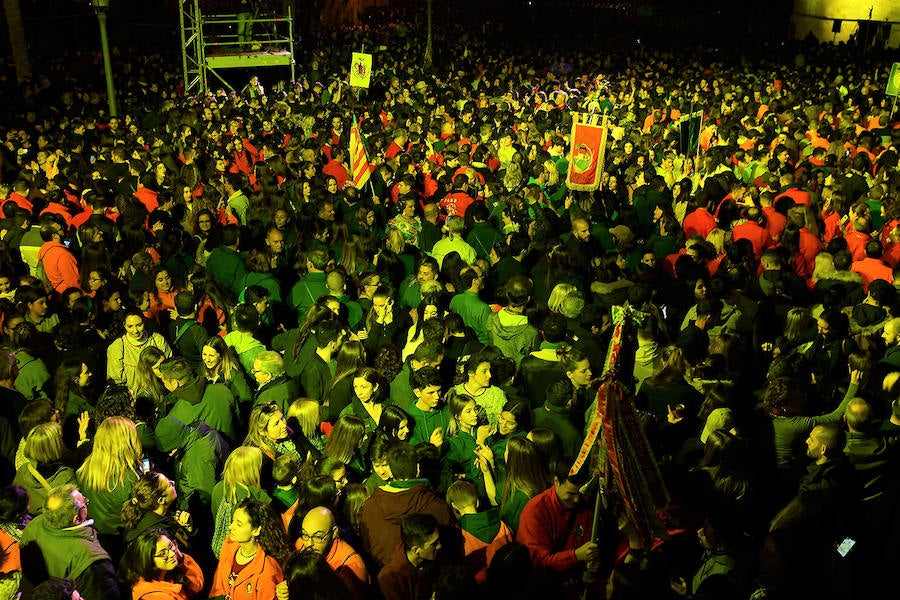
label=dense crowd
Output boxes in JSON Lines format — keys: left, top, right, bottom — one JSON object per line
{"left": 0, "top": 5, "right": 896, "bottom": 600}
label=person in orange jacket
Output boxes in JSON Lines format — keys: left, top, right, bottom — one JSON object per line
{"left": 210, "top": 499, "right": 291, "bottom": 600}
{"left": 118, "top": 530, "right": 205, "bottom": 600}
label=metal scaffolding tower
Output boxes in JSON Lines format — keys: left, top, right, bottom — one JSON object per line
{"left": 179, "top": 0, "right": 296, "bottom": 96}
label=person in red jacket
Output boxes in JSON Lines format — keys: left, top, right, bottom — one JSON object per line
{"left": 732, "top": 206, "right": 775, "bottom": 258}
{"left": 322, "top": 147, "right": 350, "bottom": 190}
{"left": 118, "top": 530, "right": 204, "bottom": 600}
{"left": 516, "top": 460, "right": 599, "bottom": 587}
{"left": 36, "top": 217, "right": 81, "bottom": 294}
{"left": 851, "top": 240, "right": 894, "bottom": 293}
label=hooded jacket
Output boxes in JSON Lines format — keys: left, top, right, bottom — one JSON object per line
{"left": 223, "top": 330, "right": 266, "bottom": 375}
{"left": 359, "top": 481, "right": 455, "bottom": 568}
{"left": 458, "top": 507, "right": 513, "bottom": 583}
{"left": 130, "top": 553, "right": 204, "bottom": 600}
{"left": 20, "top": 515, "right": 119, "bottom": 600}
{"left": 405, "top": 403, "right": 451, "bottom": 447}
{"left": 165, "top": 377, "right": 237, "bottom": 442}
{"left": 485, "top": 309, "right": 539, "bottom": 366}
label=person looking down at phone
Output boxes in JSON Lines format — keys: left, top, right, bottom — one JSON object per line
{"left": 37, "top": 215, "right": 82, "bottom": 295}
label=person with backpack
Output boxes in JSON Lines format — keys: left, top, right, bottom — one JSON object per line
{"left": 36, "top": 216, "right": 81, "bottom": 295}
{"left": 168, "top": 291, "right": 209, "bottom": 375}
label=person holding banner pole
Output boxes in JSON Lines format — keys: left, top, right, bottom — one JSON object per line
{"left": 516, "top": 458, "right": 601, "bottom": 597}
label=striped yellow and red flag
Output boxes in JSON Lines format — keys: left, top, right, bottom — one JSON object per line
{"left": 349, "top": 118, "right": 371, "bottom": 190}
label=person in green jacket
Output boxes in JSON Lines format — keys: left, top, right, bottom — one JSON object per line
{"left": 288, "top": 249, "right": 330, "bottom": 326}
{"left": 406, "top": 366, "right": 451, "bottom": 447}
{"left": 443, "top": 392, "right": 492, "bottom": 499}
{"left": 206, "top": 224, "right": 247, "bottom": 296}
{"left": 465, "top": 203, "right": 503, "bottom": 260}
{"left": 223, "top": 304, "right": 267, "bottom": 375}
{"left": 252, "top": 350, "right": 299, "bottom": 414}
{"left": 449, "top": 267, "right": 492, "bottom": 346}
{"left": 158, "top": 357, "right": 238, "bottom": 443}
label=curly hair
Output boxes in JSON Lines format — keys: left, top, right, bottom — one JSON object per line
{"left": 236, "top": 498, "right": 292, "bottom": 566}
{"left": 95, "top": 385, "right": 137, "bottom": 425}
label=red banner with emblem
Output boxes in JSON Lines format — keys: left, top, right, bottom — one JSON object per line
{"left": 566, "top": 113, "right": 608, "bottom": 191}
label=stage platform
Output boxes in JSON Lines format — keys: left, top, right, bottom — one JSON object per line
{"left": 204, "top": 49, "right": 294, "bottom": 69}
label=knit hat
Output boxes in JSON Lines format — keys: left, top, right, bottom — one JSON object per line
{"left": 700, "top": 407, "right": 734, "bottom": 444}
{"left": 610, "top": 225, "right": 635, "bottom": 245}
{"left": 155, "top": 416, "right": 189, "bottom": 453}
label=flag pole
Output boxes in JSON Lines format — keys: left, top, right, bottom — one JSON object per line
{"left": 695, "top": 111, "right": 704, "bottom": 168}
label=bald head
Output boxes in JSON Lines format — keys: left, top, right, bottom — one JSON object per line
{"left": 882, "top": 318, "right": 900, "bottom": 348}
{"left": 572, "top": 218, "right": 590, "bottom": 242}
{"left": 301, "top": 506, "right": 337, "bottom": 554}
{"left": 845, "top": 397, "right": 873, "bottom": 433}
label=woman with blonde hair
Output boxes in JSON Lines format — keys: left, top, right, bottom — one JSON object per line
{"left": 210, "top": 446, "right": 272, "bottom": 558}
{"left": 75, "top": 416, "right": 143, "bottom": 536}
{"left": 12, "top": 421, "right": 76, "bottom": 515}
{"left": 132, "top": 346, "right": 167, "bottom": 414}
{"left": 243, "top": 403, "right": 304, "bottom": 489}
{"left": 705, "top": 228, "right": 728, "bottom": 274}
{"left": 286, "top": 398, "right": 327, "bottom": 459}
{"left": 546, "top": 283, "right": 579, "bottom": 315}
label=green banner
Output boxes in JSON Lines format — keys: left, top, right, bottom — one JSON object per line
{"left": 886, "top": 63, "right": 900, "bottom": 97}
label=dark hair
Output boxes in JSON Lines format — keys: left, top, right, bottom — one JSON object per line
{"left": 313, "top": 318, "right": 344, "bottom": 347}
{"left": 401, "top": 513, "right": 438, "bottom": 550}
{"left": 545, "top": 377, "right": 573, "bottom": 407}
{"left": 120, "top": 472, "right": 170, "bottom": 532}
{"left": 0, "top": 485, "right": 29, "bottom": 523}
{"left": 551, "top": 456, "right": 591, "bottom": 486}
{"left": 118, "top": 529, "right": 189, "bottom": 588}
{"left": 284, "top": 549, "right": 351, "bottom": 600}
{"left": 377, "top": 405, "right": 410, "bottom": 441}
{"left": 31, "top": 577, "right": 79, "bottom": 600}
{"left": 235, "top": 498, "right": 293, "bottom": 566}
{"left": 411, "top": 366, "right": 442, "bottom": 391}
{"left": 174, "top": 291, "right": 196, "bottom": 317}
{"left": 387, "top": 441, "right": 419, "bottom": 480}
{"left": 231, "top": 303, "right": 260, "bottom": 332}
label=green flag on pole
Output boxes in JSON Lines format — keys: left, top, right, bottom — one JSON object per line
{"left": 886, "top": 62, "right": 900, "bottom": 97}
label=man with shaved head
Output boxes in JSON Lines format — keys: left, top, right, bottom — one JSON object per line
{"left": 297, "top": 506, "right": 369, "bottom": 598}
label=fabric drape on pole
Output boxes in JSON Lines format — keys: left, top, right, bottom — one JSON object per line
{"left": 566, "top": 113, "right": 608, "bottom": 191}
{"left": 574, "top": 304, "right": 669, "bottom": 548}
{"left": 349, "top": 117, "right": 372, "bottom": 190}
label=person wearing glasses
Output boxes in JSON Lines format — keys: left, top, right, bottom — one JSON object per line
{"left": 118, "top": 529, "right": 204, "bottom": 600}
{"left": 293, "top": 505, "right": 370, "bottom": 599}
{"left": 19, "top": 484, "right": 120, "bottom": 599}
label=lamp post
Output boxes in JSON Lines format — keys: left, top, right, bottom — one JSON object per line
{"left": 90, "top": 0, "right": 117, "bottom": 117}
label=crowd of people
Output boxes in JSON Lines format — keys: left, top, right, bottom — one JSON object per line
{"left": 0, "top": 3, "right": 896, "bottom": 600}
